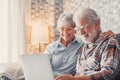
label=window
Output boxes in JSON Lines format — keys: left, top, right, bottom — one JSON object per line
{"left": 0, "top": 0, "right": 25, "bottom": 63}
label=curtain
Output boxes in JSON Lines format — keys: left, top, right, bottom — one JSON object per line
{"left": 0, "top": 0, "right": 26, "bottom": 63}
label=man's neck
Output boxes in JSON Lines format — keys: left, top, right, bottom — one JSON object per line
{"left": 87, "top": 32, "right": 101, "bottom": 47}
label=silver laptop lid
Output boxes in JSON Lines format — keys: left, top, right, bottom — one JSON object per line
{"left": 20, "top": 54, "right": 54, "bottom": 80}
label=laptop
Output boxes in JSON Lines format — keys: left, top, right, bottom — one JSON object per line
{"left": 20, "top": 54, "right": 54, "bottom": 80}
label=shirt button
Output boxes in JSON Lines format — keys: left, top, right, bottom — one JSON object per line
{"left": 63, "top": 58, "right": 66, "bottom": 61}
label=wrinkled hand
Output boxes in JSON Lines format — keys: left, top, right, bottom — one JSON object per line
{"left": 102, "top": 30, "right": 115, "bottom": 38}
{"left": 55, "top": 75, "right": 75, "bottom": 80}
{"left": 100, "top": 30, "right": 115, "bottom": 41}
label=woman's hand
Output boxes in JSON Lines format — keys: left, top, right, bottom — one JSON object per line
{"left": 99, "top": 30, "right": 116, "bottom": 41}
{"left": 102, "top": 30, "right": 115, "bottom": 39}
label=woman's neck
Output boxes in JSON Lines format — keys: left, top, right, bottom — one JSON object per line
{"left": 61, "top": 38, "right": 74, "bottom": 47}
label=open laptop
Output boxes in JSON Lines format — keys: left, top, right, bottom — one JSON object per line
{"left": 20, "top": 54, "right": 54, "bottom": 80}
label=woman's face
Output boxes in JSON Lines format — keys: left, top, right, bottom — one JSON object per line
{"left": 58, "top": 23, "right": 75, "bottom": 42}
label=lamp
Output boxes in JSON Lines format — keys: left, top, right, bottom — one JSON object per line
{"left": 31, "top": 22, "right": 49, "bottom": 52}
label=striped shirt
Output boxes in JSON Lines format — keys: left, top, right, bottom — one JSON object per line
{"left": 76, "top": 37, "right": 120, "bottom": 80}
{"left": 44, "top": 37, "right": 83, "bottom": 76}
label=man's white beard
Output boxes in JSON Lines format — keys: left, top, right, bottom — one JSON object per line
{"left": 81, "top": 30, "right": 98, "bottom": 44}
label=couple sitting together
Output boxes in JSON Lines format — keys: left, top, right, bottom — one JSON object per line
{"left": 45, "top": 8, "right": 120, "bottom": 80}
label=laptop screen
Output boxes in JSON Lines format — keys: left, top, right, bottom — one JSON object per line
{"left": 20, "top": 54, "right": 54, "bottom": 80}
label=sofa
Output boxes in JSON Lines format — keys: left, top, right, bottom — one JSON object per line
{"left": 116, "top": 33, "right": 120, "bottom": 44}
{"left": 0, "top": 63, "right": 24, "bottom": 80}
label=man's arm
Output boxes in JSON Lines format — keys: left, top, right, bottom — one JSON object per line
{"left": 55, "top": 70, "right": 109, "bottom": 80}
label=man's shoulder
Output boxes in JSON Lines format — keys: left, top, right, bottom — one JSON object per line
{"left": 101, "top": 37, "right": 120, "bottom": 50}
{"left": 106, "top": 37, "right": 118, "bottom": 45}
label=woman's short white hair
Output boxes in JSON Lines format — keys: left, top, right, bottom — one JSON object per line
{"left": 57, "top": 13, "right": 75, "bottom": 30}
{"left": 73, "top": 8, "right": 101, "bottom": 27}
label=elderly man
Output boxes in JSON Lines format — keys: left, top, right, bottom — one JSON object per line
{"left": 55, "top": 8, "right": 120, "bottom": 80}
{"left": 44, "top": 13, "right": 115, "bottom": 78}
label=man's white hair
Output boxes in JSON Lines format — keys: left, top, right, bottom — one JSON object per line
{"left": 73, "top": 8, "right": 101, "bottom": 28}
{"left": 57, "top": 13, "right": 75, "bottom": 30}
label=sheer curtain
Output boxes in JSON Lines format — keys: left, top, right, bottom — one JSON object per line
{"left": 0, "top": 0, "right": 26, "bottom": 63}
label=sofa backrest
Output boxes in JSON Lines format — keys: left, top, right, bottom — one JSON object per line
{"left": 114, "top": 33, "right": 120, "bottom": 80}
{"left": 115, "top": 33, "right": 120, "bottom": 45}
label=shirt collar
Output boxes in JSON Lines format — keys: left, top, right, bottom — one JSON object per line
{"left": 86, "top": 32, "right": 110, "bottom": 47}
{"left": 85, "top": 33, "right": 102, "bottom": 47}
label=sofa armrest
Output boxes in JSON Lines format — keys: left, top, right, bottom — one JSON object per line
{"left": 0, "top": 63, "right": 24, "bottom": 80}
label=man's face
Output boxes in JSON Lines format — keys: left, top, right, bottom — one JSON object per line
{"left": 58, "top": 23, "right": 75, "bottom": 42}
{"left": 76, "top": 18, "right": 99, "bottom": 44}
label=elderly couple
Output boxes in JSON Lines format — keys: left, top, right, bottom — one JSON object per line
{"left": 44, "top": 8, "right": 120, "bottom": 80}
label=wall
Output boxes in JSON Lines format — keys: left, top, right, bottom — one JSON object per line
{"left": 27, "top": 0, "right": 120, "bottom": 53}
{"left": 27, "top": 0, "right": 55, "bottom": 53}
{"left": 31, "top": 0, "right": 120, "bottom": 36}
{"left": 31, "top": 0, "right": 54, "bottom": 41}
{"left": 64, "top": 0, "right": 120, "bottom": 33}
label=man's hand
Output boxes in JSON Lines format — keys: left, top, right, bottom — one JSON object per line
{"left": 55, "top": 75, "right": 75, "bottom": 80}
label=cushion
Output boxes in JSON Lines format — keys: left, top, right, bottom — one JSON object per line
{"left": 0, "top": 63, "right": 17, "bottom": 73}
{"left": 0, "top": 63, "right": 24, "bottom": 80}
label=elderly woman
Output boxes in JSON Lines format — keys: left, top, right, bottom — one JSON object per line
{"left": 44, "top": 13, "right": 83, "bottom": 77}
